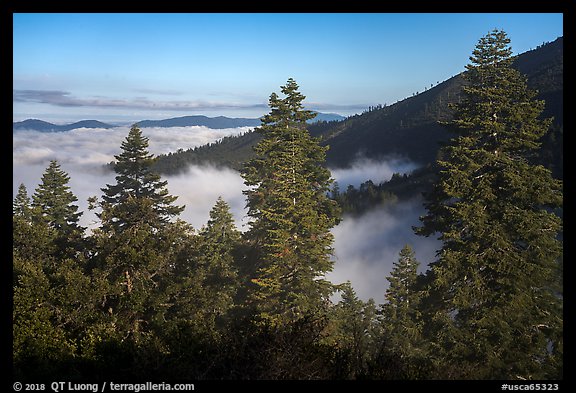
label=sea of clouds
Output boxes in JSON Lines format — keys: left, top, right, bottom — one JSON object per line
{"left": 13, "top": 125, "right": 439, "bottom": 303}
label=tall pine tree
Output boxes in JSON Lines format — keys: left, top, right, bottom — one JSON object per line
{"left": 13, "top": 183, "right": 55, "bottom": 260}
{"left": 99, "top": 125, "right": 184, "bottom": 233}
{"left": 14, "top": 179, "right": 94, "bottom": 378}
{"left": 13, "top": 183, "right": 32, "bottom": 219}
{"left": 198, "top": 197, "right": 241, "bottom": 326}
{"left": 381, "top": 245, "right": 422, "bottom": 358}
{"left": 241, "top": 78, "right": 341, "bottom": 327}
{"left": 90, "top": 125, "right": 185, "bottom": 345}
{"left": 30, "top": 160, "right": 85, "bottom": 259}
{"left": 415, "top": 29, "right": 563, "bottom": 379}
{"left": 325, "top": 282, "right": 380, "bottom": 379}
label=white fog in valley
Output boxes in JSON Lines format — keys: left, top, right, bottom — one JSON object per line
{"left": 13, "top": 126, "right": 439, "bottom": 303}
{"left": 328, "top": 202, "right": 439, "bottom": 303}
{"left": 13, "top": 126, "right": 252, "bottom": 231}
{"left": 330, "top": 156, "right": 419, "bottom": 189}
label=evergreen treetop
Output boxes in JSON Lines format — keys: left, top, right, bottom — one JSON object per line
{"left": 242, "top": 78, "right": 341, "bottom": 327}
{"left": 13, "top": 183, "right": 32, "bottom": 219}
{"left": 32, "top": 160, "right": 83, "bottom": 234}
{"left": 415, "top": 29, "right": 563, "bottom": 379}
{"left": 99, "top": 125, "right": 184, "bottom": 233}
{"left": 381, "top": 245, "right": 423, "bottom": 361}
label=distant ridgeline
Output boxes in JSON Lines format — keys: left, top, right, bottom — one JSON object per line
{"left": 13, "top": 112, "right": 345, "bottom": 133}
{"left": 153, "top": 37, "right": 563, "bottom": 190}
{"left": 12, "top": 119, "right": 115, "bottom": 132}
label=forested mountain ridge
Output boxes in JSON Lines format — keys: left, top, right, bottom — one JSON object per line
{"left": 315, "top": 36, "right": 562, "bottom": 169}
{"left": 136, "top": 112, "right": 344, "bottom": 128}
{"left": 12, "top": 119, "right": 115, "bottom": 132}
{"left": 135, "top": 115, "right": 261, "bottom": 129}
{"left": 13, "top": 112, "right": 345, "bottom": 132}
{"left": 154, "top": 37, "right": 563, "bottom": 178}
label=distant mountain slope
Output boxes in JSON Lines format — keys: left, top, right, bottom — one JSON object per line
{"left": 14, "top": 112, "right": 345, "bottom": 133}
{"left": 136, "top": 112, "right": 344, "bottom": 128}
{"left": 313, "top": 37, "right": 563, "bottom": 169}
{"left": 156, "top": 131, "right": 262, "bottom": 174}
{"left": 136, "top": 115, "right": 261, "bottom": 129}
{"left": 311, "top": 112, "right": 346, "bottom": 123}
{"left": 154, "top": 37, "right": 563, "bottom": 179}
{"left": 13, "top": 119, "right": 114, "bottom": 132}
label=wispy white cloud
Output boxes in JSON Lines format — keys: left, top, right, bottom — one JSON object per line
{"left": 13, "top": 89, "right": 268, "bottom": 112}
{"left": 131, "top": 88, "right": 186, "bottom": 96}
{"left": 13, "top": 126, "right": 252, "bottom": 166}
{"left": 165, "top": 166, "right": 248, "bottom": 231}
{"left": 13, "top": 89, "right": 368, "bottom": 117}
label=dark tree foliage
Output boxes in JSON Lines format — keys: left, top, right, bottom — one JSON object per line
{"left": 13, "top": 177, "right": 95, "bottom": 379}
{"left": 99, "top": 125, "right": 184, "bottom": 233}
{"left": 196, "top": 197, "right": 241, "bottom": 329}
{"left": 374, "top": 245, "right": 431, "bottom": 379}
{"left": 32, "top": 160, "right": 83, "bottom": 233}
{"left": 87, "top": 125, "right": 188, "bottom": 363}
{"left": 241, "top": 78, "right": 341, "bottom": 327}
{"left": 13, "top": 183, "right": 32, "bottom": 218}
{"left": 323, "top": 283, "right": 380, "bottom": 379}
{"left": 31, "top": 160, "right": 85, "bottom": 258}
{"left": 415, "top": 29, "right": 563, "bottom": 379}
{"left": 13, "top": 183, "right": 56, "bottom": 261}
{"left": 381, "top": 245, "right": 421, "bottom": 353}
{"left": 153, "top": 130, "right": 262, "bottom": 174}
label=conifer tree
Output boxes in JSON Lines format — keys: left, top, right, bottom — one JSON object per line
{"left": 13, "top": 183, "right": 55, "bottom": 260}
{"left": 198, "top": 197, "right": 241, "bottom": 325}
{"left": 326, "top": 282, "right": 380, "bottom": 378}
{"left": 32, "top": 160, "right": 83, "bottom": 231}
{"left": 241, "top": 78, "right": 341, "bottom": 326}
{"left": 91, "top": 125, "right": 185, "bottom": 344}
{"left": 99, "top": 124, "right": 184, "bottom": 233}
{"left": 159, "top": 197, "right": 242, "bottom": 377}
{"left": 13, "top": 254, "right": 77, "bottom": 376}
{"left": 14, "top": 180, "right": 94, "bottom": 377}
{"left": 13, "top": 184, "right": 62, "bottom": 370}
{"left": 31, "top": 160, "right": 84, "bottom": 258}
{"left": 373, "top": 245, "right": 433, "bottom": 378}
{"left": 202, "top": 196, "right": 241, "bottom": 252}
{"left": 415, "top": 29, "right": 563, "bottom": 379}
{"left": 13, "top": 183, "right": 32, "bottom": 219}
{"left": 381, "top": 245, "right": 422, "bottom": 357}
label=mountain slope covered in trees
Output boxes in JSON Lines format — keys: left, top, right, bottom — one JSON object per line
{"left": 12, "top": 119, "right": 115, "bottom": 132}
{"left": 154, "top": 37, "right": 563, "bottom": 180}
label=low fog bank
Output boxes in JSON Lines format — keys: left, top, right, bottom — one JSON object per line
{"left": 13, "top": 164, "right": 245, "bottom": 233}
{"left": 13, "top": 126, "right": 251, "bottom": 231}
{"left": 13, "top": 125, "right": 252, "bottom": 167}
{"left": 328, "top": 199, "right": 440, "bottom": 304}
{"left": 330, "top": 156, "right": 419, "bottom": 189}
{"left": 165, "top": 166, "right": 247, "bottom": 230}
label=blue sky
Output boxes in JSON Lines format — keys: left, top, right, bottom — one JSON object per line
{"left": 13, "top": 13, "right": 563, "bottom": 123}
